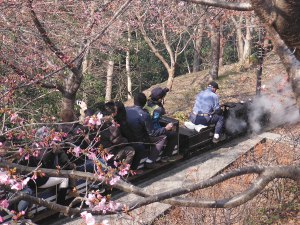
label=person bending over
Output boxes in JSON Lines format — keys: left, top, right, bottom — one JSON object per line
{"left": 189, "top": 81, "right": 226, "bottom": 143}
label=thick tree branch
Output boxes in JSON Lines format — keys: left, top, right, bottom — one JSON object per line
{"left": 181, "top": 0, "right": 253, "bottom": 11}
{"left": 27, "top": 0, "right": 80, "bottom": 75}
{"left": 127, "top": 166, "right": 300, "bottom": 209}
{"left": 40, "top": 82, "right": 64, "bottom": 92}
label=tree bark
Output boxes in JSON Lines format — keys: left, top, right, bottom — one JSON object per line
{"left": 105, "top": 57, "right": 114, "bottom": 102}
{"left": 166, "top": 67, "right": 175, "bottom": 90}
{"left": 192, "top": 18, "right": 205, "bottom": 72}
{"left": 126, "top": 23, "right": 132, "bottom": 100}
{"left": 209, "top": 18, "right": 221, "bottom": 80}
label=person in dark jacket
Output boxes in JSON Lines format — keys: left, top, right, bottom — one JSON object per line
{"left": 126, "top": 93, "right": 166, "bottom": 168}
{"left": 144, "top": 87, "right": 178, "bottom": 162}
{"left": 189, "top": 81, "right": 225, "bottom": 143}
{"left": 96, "top": 103, "right": 135, "bottom": 168}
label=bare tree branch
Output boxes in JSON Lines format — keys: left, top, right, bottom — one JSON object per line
{"left": 27, "top": 0, "right": 80, "bottom": 75}
{"left": 126, "top": 166, "right": 300, "bottom": 210}
{"left": 180, "top": 0, "right": 253, "bottom": 11}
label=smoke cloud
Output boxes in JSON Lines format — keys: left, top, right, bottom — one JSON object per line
{"left": 248, "top": 76, "right": 300, "bottom": 133}
{"left": 225, "top": 76, "right": 299, "bottom": 134}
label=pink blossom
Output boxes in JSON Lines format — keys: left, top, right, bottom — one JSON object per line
{"left": 109, "top": 176, "right": 120, "bottom": 186}
{"left": 85, "top": 193, "right": 95, "bottom": 207}
{"left": 0, "top": 199, "right": 9, "bottom": 208}
{"left": 88, "top": 117, "right": 96, "bottom": 126}
{"left": 0, "top": 172, "right": 10, "bottom": 185}
{"left": 118, "top": 164, "right": 130, "bottom": 176}
{"left": 118, "top": 168, "right": 128, "bottom": 176}
{"left": 81, "top": 211, "right": 95, "bottom": 225}
{"left": 11, "top": 182, "right": 23, "bottom": 191}
{"left": 25, "top": 154, "right": 30, "bottom": 160}
{"left": 0, "top": 142, "right": 2, "bottom": 147}
{"left": 19, "top": 147, "right": 24, "bottom": 155}
{"left": 33, "top": 150, "right": 39, "bottom": 158}
{"left": 31, "top": 173, "right": 37, "bottom": 180}
{"left": 96, "top": 113, "right": 103, "bottom": 126}
{"left": 22, "top": 177, "right": 30, "bottom": 186}
{"left": 10, "top": 113, "right": 18, "bottom": 123}
{"left": 0, "top": 216, "right": 3, "bottom": 223}
{"left": 105, "top": 153, "right": 114, "bottom": 161}
{"left": 52, "top": 133, "right": 62, "bottom": 142}
{"left": 93, "top": 198, "right": 107, "bottom": 212}
{"left": 88, "top": 152, "right": 97, "bottom": 161}
{"left": 100, "top": 219, "right": 109, "bottom": 225}
{"left": 73, "top": 146, "right": 81, "bottom": 157}
{"left": 113, "top": 161, "right": 118, "bottom": 168}
{"left": 108, "top": 201, "right": 121, "bottom": 211}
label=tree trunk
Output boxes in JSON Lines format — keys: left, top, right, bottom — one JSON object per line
{"left": 219, "top": 22, "right": 225, "bottom": 66}
{"left": 242, "top": 17, "right": 252, "bottom": 67}
{"left": 192, "top": 19, "right": 204, "bottom": 72}
{"left": 166, "top": 67, "right": 175, "bottom": 90}
{"left": 236, "top": 17, "right": 244, "bottom": 62}
{"left": 126, "top": 23, "right": 132, "bottom": 100}
{"left": 249, "top": 0, "right": 300, "bottom": 61}
{"left": 193, "top": 37, "right": 203, "bottom": 72}
{"left": 105, "top": 58, "right": 114, "bottom": 102}
{"left": 210, "top": 18, "right": 221, "bottom": 80}
{"left": 62, "top": 94, "right": 76, "bottom": 113}
{"left": 60, "top": 71, "right": 83, "bottom": 115}
{"left": 250, "top": 0, "right": 300, "bottom": 108}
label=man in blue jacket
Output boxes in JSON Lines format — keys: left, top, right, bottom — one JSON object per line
{"left": 126, "top": 93, "right": 167, "bottom": 168}
{"left": 189, "top": 81, "right": 225, "bottom": 143}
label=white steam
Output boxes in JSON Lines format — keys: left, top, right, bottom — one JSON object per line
{"left": 225, "top": 110, "right": 248, "bottom": 135}
{"left": 248, "top": 76, "right": 300, "bottom": 133}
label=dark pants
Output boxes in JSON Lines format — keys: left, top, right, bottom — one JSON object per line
{"left": 148, "top": 136, "right": 167, "bottom": 162}
{"left": 163, "top": 131, "right": 178, "bottom": 157}
{"left": 131, "top": 143, "right": 149, "bottom": 169}
{"left": 110, "top": 145, "right": 136, "bottom": 166}
{"left": 189, "top": 113, "right": 224, "bottom": 135}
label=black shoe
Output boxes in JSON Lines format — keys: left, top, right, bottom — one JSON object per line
{"left": 145, "top": 162, "right": 156, "bottom": 169}
{"left": 212, "top": 134, "right": 226, "bottom": 143}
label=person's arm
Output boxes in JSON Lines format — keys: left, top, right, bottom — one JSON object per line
{"left": 142, "top": 111, "right": 166, "bottom": 136}
{"left": 212, "top": 94, "right": 222, "bottom": 115}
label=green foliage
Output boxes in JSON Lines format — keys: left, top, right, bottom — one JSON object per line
{"left": 172, "top": 111, "right": 189, "bottom": 123}
{"left": 78, "top": 72, "right": 105, "bottom": 107}
{"left": 222, "top": 39, "right": 238, "bottom": 65}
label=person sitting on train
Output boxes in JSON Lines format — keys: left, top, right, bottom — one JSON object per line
{"left": 126, "top": 93, "right": 167, "bottom": 168}
{"left": 144, "top": 87, "right": 178, "bottom": 162}
{"left": 96, "top": 103, "right": 135, "bottom": 168}
{"left": 189, "top": 81, "right": 226, "bottom": 143}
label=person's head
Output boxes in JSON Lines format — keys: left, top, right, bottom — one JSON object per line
{"left": 84, "top": 108, "right": 95, "bottom": 117}
{"left": 104, "top": 101, "right": 117, "bottom": 117}
{"left": 114, "top": 101, "right": 127, "bottom": 122}
{"left": 134, "top": 92, "right": 147, "bottom": 107}
{"left": 60, "top": 109, "right": 75, "bottom": 122}
{"left": 150, "top": 87, "right": 169, "bottom": 101}
{"left": 208, "top": 81, "right": 219, "bottom": 93}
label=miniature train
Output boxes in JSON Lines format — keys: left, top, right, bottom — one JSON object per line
{"left": 1, "top": 101, "right": 261, "bottom": 223}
